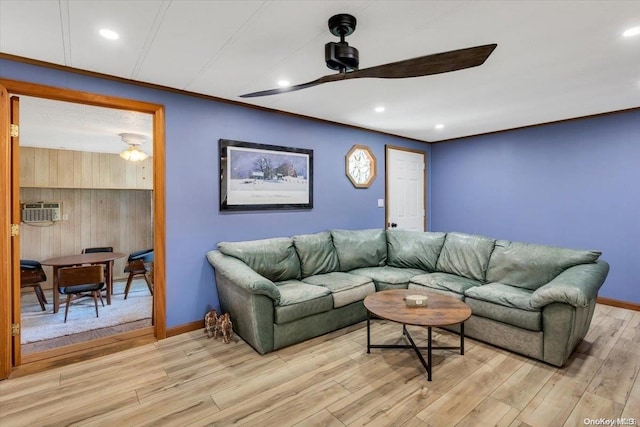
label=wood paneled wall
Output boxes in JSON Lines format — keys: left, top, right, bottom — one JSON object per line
{"left": 20, "top": 147, "right": 152, "bottom": 189}
{"left": 19, "top": 146, "right": 153, "bottom": 289}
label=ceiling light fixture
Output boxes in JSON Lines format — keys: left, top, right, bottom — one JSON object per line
{"left": 99, "top": 28, "right": 119, "bottom": 40}
{"left": 277, "top": 80, "right": 290, "bottom": 87}
{"left": 435, "top": 124, "right": 445, "bottom": 129}
{"left": 623, "top": 26, "right": 640, "bottom": 37}
{"left": 374, "top": 106, "right": 385, "bottom": 113}
{"left": 119, "top": 133, "right": 149, "bottom": 161}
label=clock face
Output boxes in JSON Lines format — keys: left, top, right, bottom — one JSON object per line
{"left": 349, "top": 149, "right": 372, "bottom": 183}
{"left": 346, "top": 145, "right": 376, "bottom": 188}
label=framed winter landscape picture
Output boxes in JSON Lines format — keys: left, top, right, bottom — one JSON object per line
{"left": 219, "top": 139, "right": 313, "bottom": 211}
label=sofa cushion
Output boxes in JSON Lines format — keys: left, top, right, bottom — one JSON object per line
{"left": 330, "top": 229, "right": 387, "bottom": 271}
{"left": 386, "top": 230, "right": 446, "bottom": 272}
{"left": 274, "top": 280, "right": 333, "bottom": 324}
{"left": 465, "top": 298, "right": 542, "bottom": 332}
{"left": 409, "top": 272, "right": 482, "bottom": 295}
{"left": 464, "top": 283, "right": 536, "bottom": 311}
{"left": 276, "top": 280, "right": 332, "bottom": 305}
{"left": 293, "top": 231, "right": 340, "bottom": 278}
{"left": 218, "top": 237, "right": 301, "bottom": 282}
{"left": 436, "top": 232, "right": 495, "bottom": 282}
{"left": 407, "top": 283, "right": 464, "bottom": 300}
{"left": 486, "top": 240, "right": 602, "bottom": 291}
{"left": 349, "top": 266, "right": 427, "bottom": 291}
{"left": 303, "top": 272, "right": 376, "bottom": 307}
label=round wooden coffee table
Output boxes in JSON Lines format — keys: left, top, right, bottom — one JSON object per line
{"left": 363, "top": 289, "right": 472, "bottom": 381}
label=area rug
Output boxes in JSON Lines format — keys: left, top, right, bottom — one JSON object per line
{"left": 21, "top": 279, "right": 152, "bottom": 344}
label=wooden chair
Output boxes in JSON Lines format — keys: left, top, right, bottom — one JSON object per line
{"left": 57, "top": 265, "right": 105, "bottom": 323}
{"left": 20, "top": 260, "right": 48, "bottom": 311}
{"left": 80, "top": 246, "right": 113, "bottom": 293}
{"left": 123, "top": 249, "right": 153, "bottom": 299}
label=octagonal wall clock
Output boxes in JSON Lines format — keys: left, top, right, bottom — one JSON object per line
{"left": 345, "top": 144, "right": 377, "bottom": 188}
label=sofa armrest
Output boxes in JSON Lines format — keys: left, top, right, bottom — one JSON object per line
{"left": 207, "top": 250, "right": 281, "bottom": 304}
{"left": 530, "top": 260, "right": 609, "bottom": 309}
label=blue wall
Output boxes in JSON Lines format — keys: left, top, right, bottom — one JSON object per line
{"left": 431, "top": 109, "right": 640, "bottom": 303}
{"left": 3, "top": 57, "right": 636, "bottom": 319}
{"left": 0, "top": 58, "right": 430, "bottom": 327}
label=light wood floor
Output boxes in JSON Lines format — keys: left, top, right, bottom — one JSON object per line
{"left": 22, "top": 319, "right": 153, "bottom": 355}
{"left": 1, "top": 304, "right": 638, "bottom": 427}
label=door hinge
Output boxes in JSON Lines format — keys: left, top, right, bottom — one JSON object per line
{"left": 10, "top": 124, "right": 19, "bottom": 138}
{"left": 11, "top": 323, "right": 20, "bottom": 336}
{"left": 10, "top": 223, "right": 19, "bottom": 237}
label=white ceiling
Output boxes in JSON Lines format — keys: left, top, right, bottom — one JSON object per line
{"left": 18, "top": 96, "right": 153, "bottom": 155}
{"left": 1, "top": 0, "right": 639, "bottom": 146}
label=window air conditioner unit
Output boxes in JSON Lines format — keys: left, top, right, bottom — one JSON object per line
{"left": 21, "top": 201, "right": 62, "bottom": 223}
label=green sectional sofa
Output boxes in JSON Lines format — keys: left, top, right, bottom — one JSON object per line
{"left": 206, "top": 229, "right": 609, "bottom": 367}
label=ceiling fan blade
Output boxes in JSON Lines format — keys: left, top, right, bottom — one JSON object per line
{"left": 239, "top": 44, "right": 496, "bottom": 98}
{"left": 239, "top": 74, "right": 345, "bottom": 98}
{"left": 344, "top": 44, "right": 497, "bottom": 80}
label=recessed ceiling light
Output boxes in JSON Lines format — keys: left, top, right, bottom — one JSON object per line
{"left": 435, "top": 124, "right": 445, "bottom": 130}
{"left": 277, "top": 80, "right": 290, "bottom": 87}
{"left": 623, "top": 26, "right": 640, "bottom": 37}
{"left": 374, "top": 106, "right": 385, "bottom": 113}
{"left": 99, "top": 28, "right": 119, "bottom": 40}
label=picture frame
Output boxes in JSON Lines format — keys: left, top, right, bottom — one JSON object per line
{"left": 219, "top": 139, "right": 313, "bottom": 211}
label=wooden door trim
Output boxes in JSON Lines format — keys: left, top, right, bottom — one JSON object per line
{"left": 0, "top": 86, "right": 11, "bottom": 379}
{"left": 10, "top": 96, "right": 21, "bottom": 366}
{"left": 0, "top": 79, "right": 166, "bottom": 376}
{"left": 384, "top": 145, "right": 428, "bottom": 231}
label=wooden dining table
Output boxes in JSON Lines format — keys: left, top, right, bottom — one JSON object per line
{"left": 41, "top": 252, "right": 126, "bottom": 313}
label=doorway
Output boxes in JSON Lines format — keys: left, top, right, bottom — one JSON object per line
{"left": 385, "top": 145, "right": 427, "bottom": 231}
{"left": 18, "top": 96, "right": 154, "bottom": 355}
{"left": 0, "top": 79, "right": 166, "bottom": 378}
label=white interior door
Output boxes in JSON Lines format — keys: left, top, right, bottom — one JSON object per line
{"left": 386, "top": 146, "right": 426, "bottom": 231}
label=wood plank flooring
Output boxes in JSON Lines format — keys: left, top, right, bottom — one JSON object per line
{"left": 22, "top": 319, "right": 153, "bottom": 356}
{"left": 1, "top": 304, "right": 638, "bottom": 427}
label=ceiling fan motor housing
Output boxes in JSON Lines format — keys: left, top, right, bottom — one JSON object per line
{"left": 325, "top": 13, "right": 359, "bottom": 71}
{"left": 325, "top": 42, "right": 359, "bottom": 71}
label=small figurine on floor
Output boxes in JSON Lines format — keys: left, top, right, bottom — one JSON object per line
{"left": 204, "top": 309, "right": 218, "bottom": 338}
{"left": 217, "top": 313, "right": 234, "bottom": 344}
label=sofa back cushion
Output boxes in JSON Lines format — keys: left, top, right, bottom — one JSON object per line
{"left": 386, "top": 230, "right": 446, "bottom": 272}
{"left": 293, "top": 231, "right": 340, "bottom": 278}
{"left": 330, "top": 229, "right": 387, "bottom": 271}
{"left": 486, "top": 240, "right": 602, "bottom": 290}
{"left": 218, "top": 237, "right": 301, "bottom": 282}
{"left": 436, "top": 232, "right": 496, "bottom": 281}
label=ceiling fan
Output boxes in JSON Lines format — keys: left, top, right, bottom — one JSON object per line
{"left": 240, "top": 13, "right": 497, "bottom": 98}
